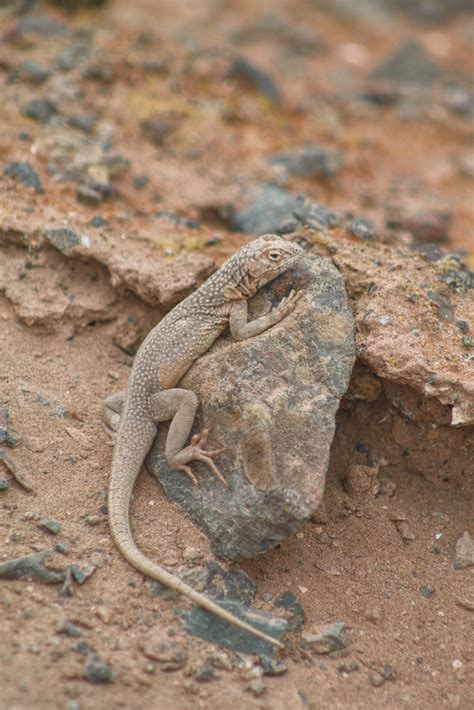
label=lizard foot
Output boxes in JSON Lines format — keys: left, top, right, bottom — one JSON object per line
{"left": 168, "top": 440, "right": 228, "bottom": 487}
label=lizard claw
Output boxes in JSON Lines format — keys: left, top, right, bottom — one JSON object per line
{"left": 168, "top": 435, "right": 229, "bottom": 487}
{"left": 193, "top": 451, "right": 229, "bottom": 487}
{"left": 176, "top": 464, "right": 199, "bottom": 486}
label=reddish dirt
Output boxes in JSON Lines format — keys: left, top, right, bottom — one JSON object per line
{"left": 0, "top": 1, "right": 473, "bottom": 709}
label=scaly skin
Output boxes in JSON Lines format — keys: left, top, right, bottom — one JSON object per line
{"left": 108, "top": 235, "right": 303, "bottom": 648}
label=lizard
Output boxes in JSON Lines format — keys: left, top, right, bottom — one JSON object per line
{"left": 106, "top": 234, "right": 303, "bottom": 648}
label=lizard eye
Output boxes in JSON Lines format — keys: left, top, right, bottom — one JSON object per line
{"left": 268, "top": 250, "right": 281, "bottom": 261}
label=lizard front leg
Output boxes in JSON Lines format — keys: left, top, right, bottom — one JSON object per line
{"left": 229, "top": 289, "right": 302, "bottom": 341}
{"left": 150, "top": 389, "right": 227, "bottom": 486}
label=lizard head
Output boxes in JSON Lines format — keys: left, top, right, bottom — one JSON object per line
{"left": 234, "top": 234, "right": 302, "bottom": 294}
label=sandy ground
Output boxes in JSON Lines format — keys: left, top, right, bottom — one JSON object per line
{"left": 0, "top": 1, "right": 473, "bottom": 709}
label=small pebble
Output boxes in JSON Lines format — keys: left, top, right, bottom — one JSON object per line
{"left": 85, "top": 514, "right": 101, "bottom": 527}
{"left": 38, "top": 519, "right": 61, "bottom": 535}
{"left": 195, "top": 661, "right": 216, "bottom": 683}
{"left": 22, "top": 98, "right": 57, "bottom": 123}
{"left": 248, "top": 677, "right": 266, "bottom": 696}
{"left": 83, "top": 653, "right": 113, "bottom": 684}
{"left": 370, "top": 672, "right": 385, "bottom": 687}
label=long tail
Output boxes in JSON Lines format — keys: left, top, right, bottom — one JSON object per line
{"left": 108, "top": 420, "right": 283, "bottom": 649}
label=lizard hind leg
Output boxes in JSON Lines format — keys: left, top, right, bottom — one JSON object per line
{"left": 103, "top": 390, "right": 126, "bottom": 442}
{"left": 150, "top": 389, "right": 228, "bottom": 487}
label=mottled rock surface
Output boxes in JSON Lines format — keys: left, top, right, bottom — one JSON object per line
{"left": 148, "top": 254, "right": 355, "bottom": 559}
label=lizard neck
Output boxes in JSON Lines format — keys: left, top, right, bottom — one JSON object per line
{"left": 195, "top": 259, "right": 257, "bottom": 307}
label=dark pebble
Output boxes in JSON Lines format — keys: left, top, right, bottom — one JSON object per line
{"left": 19, "top": 61, "right": 51, "bottom": 85}
{"left": 412, "top": 243, "right": 445, "bottom": 262}
{"left": 195, "top": 661, "right": 216, "bottom": 682}
{"left": 38, "top": 519, "right": 61, "bottom": 535}
{"left": 22, "top": 98, "right": 58, "bottom": 123}
{"left": 381, "top": 663, "right": 397, "bottom": 681}
{"left": 0, "top": 478, "right": 10, "bottom": 491}
{"left": 260, "top": 657, "right": 288, "bottom": 676}
{"left": 347, "top": 217, "right": 375, "bottom": 241}
{"left": 231, "top": 184, "right": 304, "bottom": 234}
{"left": 437, "top": 268, "right": 474, "bottom": 289}
{"left": 269, "top": 144, "right": 343, "bottom": 179}
{"left": 84, "top": 653, "right": 113, "bottom": 684}
{"left": 0, "top": 550, "right": 64, "bottom": 584}
{"left": 88, "top": 215, "right": 110, "bottom": 228}
{"left": 337, "top": 661, "right": 360, "bottom": 673}
{"left": 17, "top": 15, "right": 66, "bottom": 37}
{"left": 457, "top": 320, "right": 469, "bottom": 334}
{"left": 44, "top": 227, "right": 80, "bottom": 255}
{"left": 370, "top": 38, "right": 442, "bottom": 87}
{"left": 76, "top": 184, "right": 104, "bottom": 206}
{"left": 4, "top": 162, "right": 43, "bottom": 193}
{"left": 229, "top": 56, "right": 281, "bottom": 105}
{"left": 427, "top": 290, "right": 454, "bottom": 322}
{"left": 73, "top": 640, "right": 95, "bottom": 656}
{"left": 274, "top": 591, "right": 305, "bottom": 631}
{"left": 141, "top": 118, "right": 174, "bottom": 147}
{"left": 463, "top": 336, "right": 474, "bottom": 348}
{"left": 301, "top": 622, "right": 347, "bottom": 654}
{"left": 58, "top": 619, "right": 82, "bottom": 637}
{"left": 205, "top": 236, "right": 223, "bottom": 246}
{"left": 68, "top": 114, "right": 96, "bottom": 133}
{"left": 420, "top": 584, "right": 435, "bottom": 598}
{"left": 133, "top": 175, "right": 149, "bottom": 190}
{"left": 55, "top": 542, "right": 70, "bottom": 555}
{"left": 69, "top": 564, "right": 95, "bottom": 584}
{"left": 18, "top": 131, "right": 31, "bottom": 142}
{"left": 154, "top": 211, "right": 199, "bottom": 229}
{"left": 83, "top": 61, "right": 116, "bottom": 84}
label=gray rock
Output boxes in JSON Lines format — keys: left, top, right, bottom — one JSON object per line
{"left": 68, "top": 114, "right": 96, "bottom": 134}
{"left": 230, "top": 56, "right": 281, "bottom": 105}
{"left": 88, "top": 215, "right": 110, "bottom": 228}
{"left": 248, "top": 677, "right": 266, "bottom": 696}
{"left": 22, "top": 98, "right": 58, "bottom": 123}
{"left": 139, "top": 630, "right": 188, "bottom": 670}
{"left": 38, "top": 519, "right": 61, "bottom": 535}
{"left": 57, "top": 619, "right": 82, "bottom": 637}
{"left": 182, "top": 599, "right": 287, "bottom": 657}
{"left": 274, "top": 591, "right": 305, "bottom": 631}
{"left": 231, "top": 185, "right": 305, "bottom": 234}
{"left": 347, "top": 218, "right": 375, "bottom": 241}
{"left": 17, "top": 15, "right": 66, "bottom": 36}
{"left": 301, "top": 622, "right": 347, "bottom": 654}
{"left": 0, "top": 478, "right": 10, "bottom": 491}
{"left": 18, "top": 61, "right": 51, "bottom": 85}
{"left": 261, "top": 657, "right": 288, "bottom": 675}
{"left": 269, "top": 144, "right": 343, "bottom": 179}
{"left": 148, "top": 254, "right": 354, "bottom": 559}
{"left": 231, "top": 186, "right": 340, "bottom": 235}
{"left": 195, "top": 661, "right": 216, "bottom": 682}
{"left": 69, "top": 564, "right": 96, "bottom": 584}
{"left": 83, "top": 653, "right": 113, "bottom": 684}
{"left": 76, "top": 183, "right": 105, "bottom": 206}
{"left": 454, "top": 531, "right": 474, "bottom": 569}
{"left": 370, "top": 38, "right": 442, "bottom": 86}
{"left": 44, "top": 228, "right": 80, "bottom": 255}
{"left": 0, "top": 550, "right": 63, "bottom": 583}
{"left": 4, "top": 162, "right": 43, "bottom": 193}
